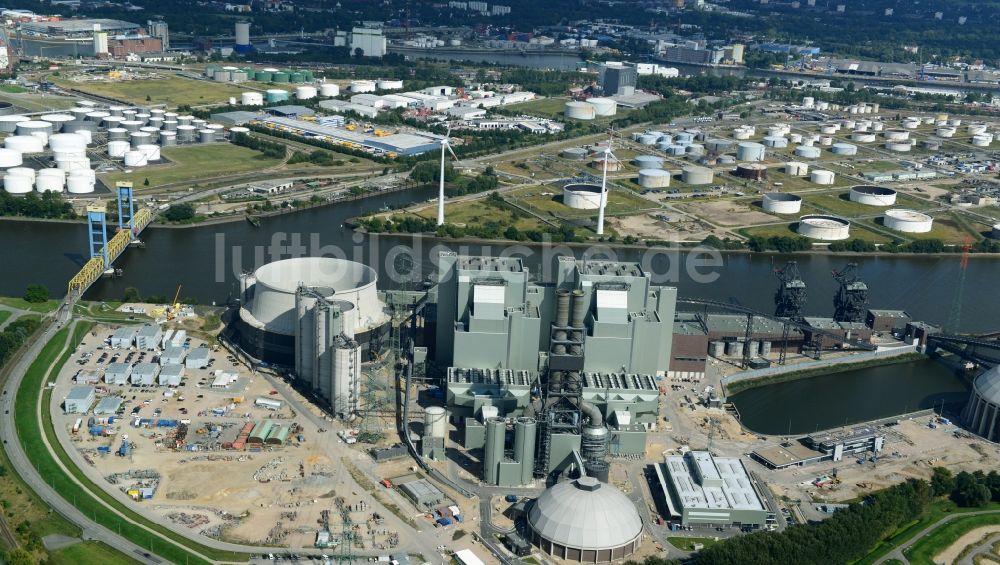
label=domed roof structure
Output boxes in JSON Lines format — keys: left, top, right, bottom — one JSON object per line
{"left": 527, "top": 477, "right": 643, "bottom": 561}
{"left": 963, "top": 366, "right": 1000, "bottom": 441}
{"left": 974, "top": 367, "right": 1000, "bottom": 405}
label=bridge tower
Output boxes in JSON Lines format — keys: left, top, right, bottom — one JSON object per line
{"left": 87, "top": 206, "right": 109, "bottom": 266}
{"left": 116, "top": 181, "right": 136, "bottom": 240}
{"left": 832, "top": 263, "right": 868, "bottom": 323}
{"left": 773, "top": 261, "right": 807, "bottom": 320}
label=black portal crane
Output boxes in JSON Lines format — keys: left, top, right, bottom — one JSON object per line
{"left": 833, "top": 263, "right": 869, "bottom": 323}
{"left": 774, "top": 261, "right": 807, "bottom": 320}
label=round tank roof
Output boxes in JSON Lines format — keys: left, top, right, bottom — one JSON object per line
{"left": 527, "top": 477, "right": 642, "bottom": 551}
{"left": 254, "top": 257, "right": 376, "bottom": 294}
{"left": 974, "top": 366, "right": 1000, "bottom": 406}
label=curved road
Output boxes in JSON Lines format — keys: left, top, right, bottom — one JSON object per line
{"left": 874, "top": 509, "right": 1000, "bottom": 565}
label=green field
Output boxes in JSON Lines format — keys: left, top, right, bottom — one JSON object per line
{"left": 14, "top": 322, "right": 247, "bottom": 564}
{"left": 0, "top": 297, "right": 61, "bottom": 313}
{"left": 505, "top": 97, "right": 572, "bottom": 119}
{"left": 100, "top": 144, "right": 284, "bottom": 189}
{"left": 0, "top": 90, "right": 79, "bottom": 112}
{"left": 414, "top": 198, "right": 545, "bottom": 231}
{"left": 49, "top": 541, "right": 142, "bottom": 565}
{"left": 0, "top": 310, "right": 11, "bottom": 326}
{"left": 53, "top": 75, "right": 254, "bottom": 108}
{"left": 667, "top": 536, "right": 721, "bottom": 552}
{"left": 740, "top": 221, "right": 896, "bottom": 244}
{"left": 904, "top": 513, "right": 1000, "bottom": 565}
{"left": 509, "top": 185, "right": 659, "bottom": 218}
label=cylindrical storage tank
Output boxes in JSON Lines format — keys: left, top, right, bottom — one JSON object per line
{"left": 69, "top": 107, "right": 90, "bottom": 120}
{"left": 255, "top": 70, "right": 273, "bottom": 82}
{"left": 295, "top": 86, "right": 317, "bottom": 100}
{"left": 948, "top": 118, "right": 962, "bottom": 126}
{"left": 841, "top": 120, "right": 857, "bottom": 130}
{"left": 819, "top": 136, "right": 833, "bottom": 146}
{"left": 850, "top": 185, "right": 897, "bottom": 206}
{"left": 134, "top": 112, "right": 150, "bottom": 124}
{"left": 271, "top": 71, "right": 289, "bottom": 83}
{"left": 921, "top": 116, "right": 934, "bottom": 125}
{"left": 514, "top": 418, "right": 536, "bottom": 485}
{"left": 0, "top": 115, "right": 28, "bottom": 133}
{"left": 831, "top": 143, "right": 857, "bottom": 155}
{"left": 159, "top": 130, "right": 177, "bottom": 146}
{"left": 820, "top": 124, "right": 839, "bottom": 135}
{"left": 564, "top": 101, "right": 596, "bottom": 120}
{"left": 164, "top": 112, "right": 179, "bottom": 121}
{"left": 424, "top": 406, "right": 447, "bottom": 439}
{"left": 123, "top": 109, "right": 138, "bottom": 120}
{"left": 67, "top": 169, "right": 95, "bottom": 192}
{"left": 16, "top": 120, "right": 53, "bottom": 139}
{"left": 289, "top": 72, "right": 304, "bottom": 83}
{"left": 972, "top": 134, "right": 993, "bottom": 147}
{"left": 797, "top": 215, "right": 851, "bottom": 240}
{"left": 871, "top": 122, "right": 885, "bottom": 131}
{"left": 3, "top": 173, "right": 32, "bottom": 194}
{"left": 634, "top": 155, "right": 663, "bottom": 168}
{"left": 762, "top": 192, "right": 802, "bottom": 214}
{"left": 725, "top": 341, "right": 741, "bottom": 356}
{"left": 149, "top": 108, "right": 165, "bottom": 117}
{"left": 968, "top": 123, "right": 989, "bottom": 135}
{"left": 124, "top": 151, "right": 147, "bottom": 167}
{"left": 761, "top": 341, "right": 772, "bottom": 356}
{"left": 162, "top": 120, "right": 178, "bottom": 131}
{"left": 802, "top": 96, "right": 815, "bottom": 108}
{"left": 85, "top": 111, "right": 110, "bottom": 122}
{"left": 638, "top": 168, "right": 671, "bottom": 188}
{"left": 176, "top": 125, "right": 197, "bottom": 142}
{"left": 229, "top": 126, "right": 250, "bottom": 137}
{"left": 718, "top": 155, "right": 736, "bottom": 165}
{"left": 884, "top": 209, "right": 933, "bottom": 233}
{"left": 767, "top": 124, "right": 790, "bottom": 137}
{"left": 784, "top": 161, "right": 808, "bottom": 176}
{"left": 108, "top": 140, "right": 131, "bottom": 157}
{"left": 192, "top": 119, "right": 207, "bottom": 129}
{"left": 241, "top": 92, "right": 264, "bottom": 105}
{"left": 732, "top": 127, "right": 752, "bottom": 140}
{"left": 884, "top": 129, "right": 909, "bottom": 141}
{"left": 638, "top": 133, "right": 657, "bottom": 145}
{"left": 810, "top": 169, "right": 836, "bottom": 185}
{"left": 851, "top": 132, "right": 876, "bottom": 143}
{"left": 736, "top": 142, "right": 766, "bottom": 161}
{"left": 710, "top": 341, "right": 726, "bottom": 358}
{"left": 735, "top": 163, "right": 767, "bottom": 180}
{"left": 139, "top": 126, "right": 160, "bottom": 141}
{"left": 585, "top": 97, "right": 616, "bottom": 117}
{"left": 655, "top": 140, "right": 673, "bottom": 151}
{"left": 686, "top": 144, "right": 705, "bottom": 157}
{"left": 76, "top": 100, "right": 95, "bottom": 108}
{"left": 6, "top": 167, "right": 35, "bottom": 182}
{"left": 108, "top": 105, "right": 126, "bottom": 117}
{"left": 107, "top": 127, "right": 129, "bottom": 141}
{"left": 483, "top": 417, "right": 506, "bottom": 485}
{"left": 35, "top": 169, "right": 65, "bottom": 192}
{"left": 923, "top": 139, "right": 942, "bottom": 151}
{"left": 705, "top": 138, "right": 731, "bottom": 152}
{"left": 665, "top": 145, "right": 686, "bottom": 155}
{"left": 794, "top": 145, "right": 821, "bottom": 159}
{"left": 62, "top": 119, "right": 96, "bottom": 135}
{"left": 136, "top": 144, "right": 160, "bottom": 161}
{"left": 319, "top": 83, "right": 339, "bottom": 97}
{"left": 102, "top": 116, "right": 125, "bottom": 129}
{"left": 560, "top": 147, "right": 587, "bottom": 160}
{"left": 57, "top": 158, "right": 90, "bottom": 172}
{"left": 885, "top": 141, "right": 912, "bottom": 152}
{"left": 4, "top": 135, "right": 44, "bottom": 154}
{"left": 40, "top": 113, "right": 74, "bottom": 132}
{"left": 130, "top": 132, "right": 152, "bottom": 147}
{"left": 790, "top": 133, "right": 803, "bottom": 144}
{"left": 52, "top": 149, "right": 86, "bottom": 162}
{"left": 589, "top": 158, "right": 621, "bottom": 172}
{"left": 48, "top": 133, "right": 87, "bottom": 152}
{"left": 562, "top": 183, "right": 606, "bottom": 210}
{"left": 199, "top": 129, "right": 216, "bottom": 143}
{"left": 350, "top": 80, "right": 376, "bottom": 93}
{"left": 177, "top": 115, "right": 193, "bottom": 126}
{"left": 675, "top": 132, "right": 695, "bottom": 145}
{"left": 762, "top": 136, "right": 788, "bottom": 148}
{"left": 148, "top": 117, "right": 164, "bottom": 129}
{"left": 902, "top": 118, "right": 920, "bottom": 129}
{"left": 0, "top": 148, "right": 21, "bottom": 168}
{"left": 682, "top": 165, "right": 714, "bottom": 185}
{"left": 266, "top": 89, "right": 289, "bottom": 103}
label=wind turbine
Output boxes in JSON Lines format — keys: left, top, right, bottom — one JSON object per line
{"left": 596, "top": 134, "right": 618, "bottom": 236}
{"left": 437, "top": 127, "right": 458, "bottom": 227}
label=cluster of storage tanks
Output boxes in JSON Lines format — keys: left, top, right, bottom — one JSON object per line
{"left": 564, "top": 98, "right": 617, "bottom": 120}
{"left": 206, "top": 65, "right": 315, "bottom": 84}
{"left": 239, "top": 78, "right": 403, "bottom": 106}
{"left": 1, "top": 102, "right": 237, "bottom": 195}
{"left": 709, "top": 339, "right": 775, "bottom": 359}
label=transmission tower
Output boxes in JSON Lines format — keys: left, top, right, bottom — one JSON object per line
{"left": 773, "top": 261, "right": 807, "bottom": 319}
{"left": 832, "top": 263, "right": 869, "bottom": 323}
{"left": 946, "top": 236, "right": 973, "bottom": 333}
{"left": 334, "top": 498, "right": 357, "bottom": 563}
{"left": 357, "top": 368, "right": 389, "bottom": 444}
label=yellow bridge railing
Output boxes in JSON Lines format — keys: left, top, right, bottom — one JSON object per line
{"left": 67, "top": 208, "right": 154, "bottom": 298}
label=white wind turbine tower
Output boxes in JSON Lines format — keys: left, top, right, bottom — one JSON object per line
{"left": 437, "top": 127, "right": 458, "bottom": 227}
{"left": 596, "top": 134, "right": 617, "bottom": 236}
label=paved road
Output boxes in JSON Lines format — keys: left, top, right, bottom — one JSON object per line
{"left": 874, "top": 510, "right": 1000, "bottom": 565}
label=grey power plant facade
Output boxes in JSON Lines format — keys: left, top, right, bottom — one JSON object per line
{"left": 434, "top": 253, "right": 675, "bottom": 486}
{"left": 294, "top": 289, "right": 360, "bottom": 418}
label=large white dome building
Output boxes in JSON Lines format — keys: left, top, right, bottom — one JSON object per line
{"left": 526, "top": 477, "right": 643, "bottom": 562}
{"left": 963, "top": 366, "right": 1000, "bottom": 442}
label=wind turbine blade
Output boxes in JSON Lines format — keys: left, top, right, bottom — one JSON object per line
{"left": 446, "top": 142, "right": 459, "bottom": 161}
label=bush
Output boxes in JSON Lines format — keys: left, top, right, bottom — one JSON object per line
{"left": 22, "top": 284, "right": 49, "bottom": 303}
{"left": 163, "top": 203, "right": 196, "bottom": 222}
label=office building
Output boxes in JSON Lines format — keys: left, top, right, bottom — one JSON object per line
{"left": 656, "top": 451, "right": 771, "bottom": 528}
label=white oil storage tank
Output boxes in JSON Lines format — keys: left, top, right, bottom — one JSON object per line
{"left": 784, "top": 161, "right": 809, "bottom": 176}
{"left": 35, "top": 169, "right": 65, "bottom": 192}
{"left": 850, "top": 185, "right": 897, "bottom": 206}
{"left": 736, "top": 142, "right": 766, "bottom": 161}
{"left": 66, "top": 171, "right": 95, "bottom": 193}
{"left": 108, "top": 140, "right": 131, "bottom": 158}
{"left": 585, "top": 97, "right": 617, "bottom": 117}
{"left": 5, "top": 136, "right": 44, "bottom": 154}
{"left": 320, "top": 83, "right": 340, "bottom": 97}
{"left": 562, "top": 183, "right": 606, "bottom": 210}
{"left": 762, "top": 193, "right": 802, "bottom": 214}
{"left": 3, "top": 172, "right": 32, "bottom": 194}
{"left": 48, "top": 133, "right": 87, "bottom": 152}
{"left": 296, "top": 86, "right": 318, "bottom": 100}
{"left": 794, "top": 146, "right": 821, "bottom": 159}
{"left": 0, "top": 115, "right": 29, "bottom": 133}
{"left": 564, "top": 101, "right": 596, "bottom": 120}
{"left": 884, "top": 209, "right": 933, "bottom": 233}
{"left": 633, "top": 155, "right": 663, "bottom": 169}
{"left": 57, "top": 158, "right": 90, "bottom": 172}
{"left": 350, "top": 80, "right": 376, "bottom": 93}
{"left": 797, "top": 215, "right": 851, "bottom": 240}
{"left": 885, "top": 141, "right": 912, "bottom": 152}
{"left": 376, "top": 79, "right": 404, "bottom": 91}
{"left": 0, "top": 149, "right": 22, "bottom": 168}
{"left": 124, "top": 151, "right": 148, "bottom": 167}
{"left": 682, "top": 165, "right": 714, "bottom": 185}
{"left": 424, "top": 406, "right": 447, "bottom": 439}
{"left": 136, "top": 144, "right": 161, "bottom": 161}
{"left": 638, "top": 169, "right": 671, "bottom": 188}
{"left": 241, "top": 92, "right": 264, "bottom": 105}
{"left": 810, "top": 169, "right": 836, "bottom": 185}
{"left": 831, "top": 143, "right": 857, "bottom": 155}
{"left": 40, "top": 113, "right": 74, "bottom": 132}
{"left": 762, "top": 136, "right": 788, "bottom": 148}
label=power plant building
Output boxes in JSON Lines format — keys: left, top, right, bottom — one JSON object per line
{"left": 655, "top": 451, "right": 771, "bottom": 528}
{"left": 599, "top": 63, "right": 637, "bottom": 97}
{"left": 963, "top": 366, "right": 1000, "bottom": 442}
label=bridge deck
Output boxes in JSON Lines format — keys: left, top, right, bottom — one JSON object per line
{"left": 67, "top": 208, "right": 153, "bottom": 299}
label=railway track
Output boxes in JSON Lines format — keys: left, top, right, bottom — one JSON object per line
{"left": 0, "top": 497, "right": 18, "bottom": 549}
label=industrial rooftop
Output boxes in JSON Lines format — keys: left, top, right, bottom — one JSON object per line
{"left": 665, "top": 451, "right": 765, "bottom": 511}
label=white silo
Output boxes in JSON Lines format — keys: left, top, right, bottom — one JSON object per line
{"left": 241, "top": 92, "right": 264, "bottom": 105}
{"left": 3, "top": 172, "right": 32, "bottom": 194}
{"left": 136, "top": 144, "right": 161, "bottom": 161}
{"left": 296, "top": 85, "right": 318, "bottom": 100}
{"left": 5, "top": 136, "right": 44, "bottom": 154}
{"left": 67, "top": 170, "right": 95, "bottom": 194}
{"left": 736, "top": 142, "right": 766, "bottom": 161}
{"left": 124, "top": 151, "right": 148, "bottom": 167}
{"left": 235, "top": 21, "right": 251, "bottom": 50}
{"left": 585, "top": 97, "right": 617, "bottom": 117}
{"left": 0, "top": 149, "right": 22, "bottom": 168}
{"left": 108, "top": 140, "right": 131, "bottom": 158}
{"left": 564, "top": 101, "right": 596, "bottom": 120}
{"left": 810, "top": 169, "right": 836, "bottom": 185}
{"left": 424, "top": 406, "right": 447, "bottom": 439}
{"left": 320, "top": 83, "right": 340, "bottom": 97}
{"left": 35, "top": 169, "right": 66, "bottom": 192}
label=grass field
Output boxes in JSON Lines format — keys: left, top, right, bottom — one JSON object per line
{"left": 904, "top": 512, "right": 1000, "bottom": 565}
{"left": 100, "top": 144, "right": 284, "bottom": 189}
{"left": 0, "top": 91, "right": 79, "bottom": 112}
{"left": 508, "top": 185, "right": 659, "bottom": 218}
{"left": 0, "top": 297, "right": 61, "bottom": 313}
{"left": 505, "top": 97, "right": 572, "bottom": 119}
{"left": 49, "top": 541, "right": 142, "bottom": 565}
{"left": 53, "top": 76, "right": 253, "bottom": 108}
{"left": 740, "top": 221, "right": 895, "bottom": 244}
{"left": 667, "top": 536, "right": 720, "bottom": 551}
{"left": 0, "top": 310, "right": 11, "bottom": 326}
{"left": 414, "top": 198, "right": 545, "bottom": 231}
{"left": 15, "top": 322, "right": 246, "bottom": 565}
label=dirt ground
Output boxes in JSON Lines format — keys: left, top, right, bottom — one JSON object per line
{"left": 935, "top": 526, "right": 1000, "bottom": 564}
{"left": 608, "top": 213, "right": 725, "bottom": 242}
{"left": 678, "top": 200, "right": 780, "bottom": 227}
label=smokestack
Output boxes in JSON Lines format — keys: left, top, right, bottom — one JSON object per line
{"left": 571, "top": 290, "right": 587, "bottom": 328}
{"left": 556, "top": 289, "right": 571, "bottom": 327}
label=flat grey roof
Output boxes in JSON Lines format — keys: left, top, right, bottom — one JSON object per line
{"left": 665, "top": 451, "right": 765, "bottom": 511}
{"left": 94, "top": 396, "right": 122, "bottom": 412}
{"left": 868, "top": 309, "right": 909, "bottom": 318}
{"left": 576, "top": 260, "right": 644, "bottom": 278}
{"left": 160, "top": 364, "right": 184, "bottom": 377}
{"left": 66, "top": 386, "right": 94, "bottom": 401}
{"left": 456, "top": 255, "right": 525, "bottom": 273}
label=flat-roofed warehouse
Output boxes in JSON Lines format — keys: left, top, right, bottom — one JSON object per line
{"left": 21, "top": 19, "right": 139, "bottom": 37}
{"left": 256, "top": 116, "right": 440, "bottom": 156}
{"left": 655, "top": 451, "right": 772, "bottom": 528}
